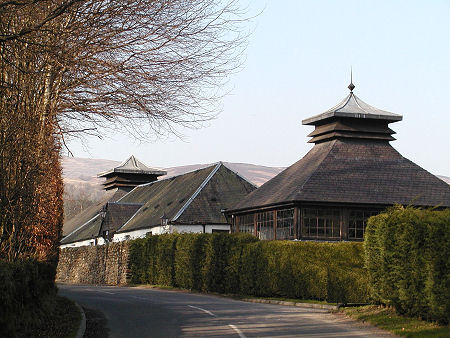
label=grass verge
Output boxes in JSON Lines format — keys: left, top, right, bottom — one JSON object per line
{"left": 131, "top": 283, "right": 336, "bottom": 306}
{"left": 341, "top": 305, "right": 449, "bottom": 337}
{"left": 241, "top": 295, "right": 336, "bottom": 306}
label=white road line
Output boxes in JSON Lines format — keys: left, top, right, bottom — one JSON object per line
{"left": 188, "top": 305, "right": 216, "bottom": 317}
{"left": 79, "top": 288, "right": 115, "bottom": 295}
{"left": 228, "top": 324, "right": 246, "bottom": 338}
{"left": 187, "top": 305, "right": 246, "bottom": 337}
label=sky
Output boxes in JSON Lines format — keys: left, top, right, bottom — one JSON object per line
{"left": 67, "top": 0, "right": 450, "bottom": 177}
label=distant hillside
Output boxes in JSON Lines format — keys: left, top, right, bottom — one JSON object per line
{"left": 62, "top": 156, "right": 449, "bottom": 223}
{"left": 62, "top": 157, "right": 284, "bottom": 188}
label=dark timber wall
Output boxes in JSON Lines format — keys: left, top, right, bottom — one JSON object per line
{"left": 56, "top": 242, "right": 130, "bottom": 285}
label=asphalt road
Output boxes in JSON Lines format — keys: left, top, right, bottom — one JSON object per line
{"left": 58, "top": 284, "right": 392, "bottom": 338}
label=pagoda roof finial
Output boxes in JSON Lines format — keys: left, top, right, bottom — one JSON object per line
{"left": 348, "top": 67, "right": 355, "bottom": 92}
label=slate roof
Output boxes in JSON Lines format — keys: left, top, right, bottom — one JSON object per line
{"left": 100, "top": 202, "right": 143, "bottom": 234}
{"left": 61, "top": 162, "right": 256, "bottom": 243}
{"left": 62, "top": 188, "right": 127, "bottom": 236}
{"left": 302, "top": 92, "right": 402, "bottom": 125}
{"left": 60, "top": 214, "right": 103, "bottom": 244}
{"left": 61, "top": 202, "right": 143, "bottom": 244}
{"left": 230, "top": 138, "right": 450, "bottom": 212}
{"left": 98, "top": 155, "right": 166, "bottom": 177}
{"left": 116, "top": 163, "right": 255, "bottom": 232}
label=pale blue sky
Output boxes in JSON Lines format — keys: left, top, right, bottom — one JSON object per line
{"left": 68, "top": 0, "right": 450, "bottom": 176}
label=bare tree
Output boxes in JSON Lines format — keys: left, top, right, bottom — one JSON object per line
{"left": 0, "top": 0, "right": 249, "bottom": 261}
{"left": 2, "top": 0, "right": 248, "bottom": 138}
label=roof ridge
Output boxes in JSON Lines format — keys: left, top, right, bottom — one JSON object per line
{"left": 172, "top": 162, "right": 222, "bottom": 221}
{"left": 136, "top": 163, "right": 216, "bottom": 188}
{"left": 221, "top": 162, "right": 258, "bottom": 189}
{"left": 323, "top": 93, "right": 352, "bottom": 114}
{"left": 61, "top": 214, "right": 101, "bottom": 242}
{"left": 352, "top": 93, "right": 375, "bottom": 114}
{"left": 107, "top": 201, "right": 144, "bottom": 206}
{"left": 115, "top": 204, "right": 146, "bottom": 233}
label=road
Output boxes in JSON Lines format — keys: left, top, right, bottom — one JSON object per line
{"left": 58, "top": 284, "right": 392, "bottom": 338}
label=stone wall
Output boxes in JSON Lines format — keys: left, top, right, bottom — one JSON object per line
{"left": 56, "top": 242, "right": 130, "bottom": 285}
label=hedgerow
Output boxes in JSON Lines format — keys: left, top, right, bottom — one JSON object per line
{"left": 0, "top": 259, "right": 58, "bottom": 336}
{"left": 365, "top": 206, "right": 449, "bottom": 324}
{"left": 128, "top": 233, "right": 368, "bottom": 303}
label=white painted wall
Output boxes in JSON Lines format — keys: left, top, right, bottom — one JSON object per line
{"left": 112, "top": 228, "right": 152, "bottom": 242}
{"left": 60, "top": 236, "right": 106, "bottom": 249}
{"left": 112, "top": 224, "right": 230, "bottom": 242}
{"left": 64, "top": 224, "right": 232, "bottom": 248}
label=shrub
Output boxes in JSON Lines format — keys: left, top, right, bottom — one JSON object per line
{"left": 129, "top": 233, "right": 368, "bottom": 303}
{"left": 239, "top": 241, "right": 367, "bottom": 302}
{"left": 0, "top": 259, "right": 57, "bottom": 337}
{"left": 175, "top": 233, "right": 208, "bottom": 290}
{"left": 365, "top": 206, "right": 449, "bottom": 324}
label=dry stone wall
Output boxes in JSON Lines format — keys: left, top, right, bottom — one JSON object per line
{"left": 56, "top": 242, "right": 130, "bottom": 285}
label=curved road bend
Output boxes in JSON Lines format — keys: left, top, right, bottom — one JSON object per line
{"left": 58, "top": 284, "right": 392, "bottom": 338}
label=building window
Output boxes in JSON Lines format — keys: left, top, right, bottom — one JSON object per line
{"left": 348, "top": 210, "right": 379, "bottom": 240}
{"left": 125, "top": 235, "right": 131, "bottom": 240}
{"left": 212, "top": 229, "right": 229, "bottom": 233}
{"left": 276, "top": 208, "right": 294, "bottom": 240}
{"left": 302, "top": 208, "right": 340, "bottom": 239}
{"left": 257, "top": 211, "right": 274, "bottom": 240}
{"left": 237, "top": 214, "right": 254, "bottom": 234}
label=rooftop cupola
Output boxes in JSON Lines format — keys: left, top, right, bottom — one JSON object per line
{"left": 98, "top": 155, "right": 167, "bottom": 191}
{"left": 302, "top": 80, "right": 402, "bottom": 144}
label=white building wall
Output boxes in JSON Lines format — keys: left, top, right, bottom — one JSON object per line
{"left": 60, "top": 236, "right": 106, "bottom": 249}
{"left": 113, "top": 228, "right": 152, "bottom": 242}
{"left": 112, "top": 224, "right": 230, "bottom": 242}
{"left": 62, "top": 224, "right": 231, "bottom": 248}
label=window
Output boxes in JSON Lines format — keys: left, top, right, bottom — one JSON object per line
{"left": 276, "top": 209, "right": 294, "bottom": 240}
{"left": 302, "top": 208, "right": 340, "bottom": 239}
{"left": 125, "top": 235, "right": 131, "bottom": 240}
{"left": 257, "top": 211, "right": 274, "bottom": 240}
{"left": 237, "top": 214, "right": 254, "bottom": 234}
{"left": 212, "top": 229, "right": 229, "bottom": 233}
{"left": 348, "top": 210, "right": 379, "bottom": 240}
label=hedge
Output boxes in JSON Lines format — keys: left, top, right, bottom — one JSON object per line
{"left": 0, "top": 259, "right": 58, "bottom": 336}
{"left": 129, "top": 233, "right": 368, "bottom": 303}
{"left": 365, "top": 206, "right": 449, "bottom": 324}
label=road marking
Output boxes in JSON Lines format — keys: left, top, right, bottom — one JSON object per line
{"left": 79, "top": 288, "right": 115, "bottom": 295}
{"left": 188, "top": 305, "right": 216, "bottom": 317}
{"left": 228, "top": 324, "right": 246, "bottom": 338}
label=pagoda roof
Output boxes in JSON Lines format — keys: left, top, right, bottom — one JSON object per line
{"left": 229, "top": 138, "right": 450, "bottom": 212}
{"left": 302, "top": 92, "right": 402, "bottom": 125}
{"left": 97, "top": 155, "right": 166, "bottom": 177}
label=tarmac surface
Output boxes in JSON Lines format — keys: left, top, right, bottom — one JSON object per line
{"left": 58, "top": 284, "right": 393, "bottom": 338}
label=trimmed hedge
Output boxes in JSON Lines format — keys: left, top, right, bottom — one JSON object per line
{"left": 0, "top": 259, "right": 58, "bottom": 336}
{"left": 239, "top": 241, "right": 368, "bottom": 303}
{"left": 365, "top": 206, "right": 450, "bottom": 324}
{"left": 129, "top": 233, "right": 368, "bottom": 303}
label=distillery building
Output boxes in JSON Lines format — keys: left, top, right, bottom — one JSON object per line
{"left": 225, "top": 82, "right": 450, "bottom": 241}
